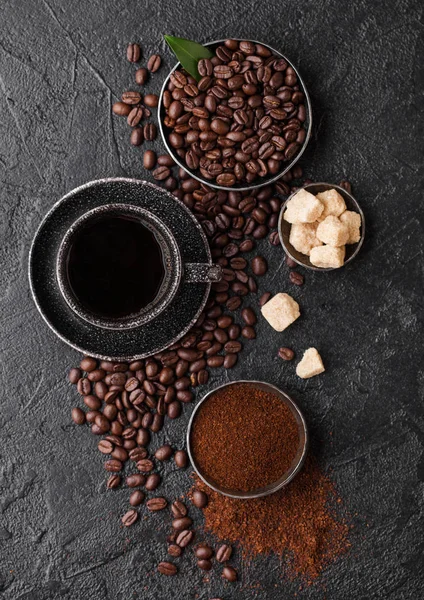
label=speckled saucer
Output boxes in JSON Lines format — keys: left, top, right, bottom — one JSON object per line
{"left": 29, "top": 178, "right": 212, "bottom": 361}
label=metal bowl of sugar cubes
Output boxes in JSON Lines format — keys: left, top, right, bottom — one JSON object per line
{"left": 278, "top": 182, "right": 365, "bottom": 271}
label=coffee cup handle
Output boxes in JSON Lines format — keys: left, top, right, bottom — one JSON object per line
{"left": 184, "top": 263, "right": 222, "bottom": 283}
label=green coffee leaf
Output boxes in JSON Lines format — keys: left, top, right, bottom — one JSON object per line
{"left": 164, "top": 35, "right": 214, "bottom": 82}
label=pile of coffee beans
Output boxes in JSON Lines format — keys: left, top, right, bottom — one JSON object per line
{"left": 157, "top": 490, "right": 237, "bottom": 583}
{"left": 161, "top": 39, "right": 308, "bottom": 187}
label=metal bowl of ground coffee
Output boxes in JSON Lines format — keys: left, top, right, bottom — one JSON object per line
{"left": 158, "top": 39, "right": 312, "bottom": 192}
{"left": 187, "top": 380, "right": 308, "bottom": 499}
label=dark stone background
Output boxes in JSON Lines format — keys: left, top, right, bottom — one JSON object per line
{"left": 0, "top": 0, "right": 423, "bottom": 598}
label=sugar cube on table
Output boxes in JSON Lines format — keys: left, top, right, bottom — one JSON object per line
{"left": 316, "top": 189, "right": 346, "bottom": 220}
{"left": 283, "top": 189, "right": 324, "bottom": 224}
{"left": 289, "top": 222, "right": 322, "bottom": 255}
{"left": 296, "top": 348, "right": 325, "bottom": 379}
{"left": 316, "top": 216, "right": 349, "bottom": 247}
{"left": 340, "top": 210, "right": 361, "bottom": 244}
{"left": 261, "top": 293, "right": 300, "bottom": 332}
{"left": 309, "top": 245, "right": 345, "bottom": 269}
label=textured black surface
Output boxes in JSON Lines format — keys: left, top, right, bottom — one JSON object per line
{"left": 0, "top": 1, "right": 423, "bottom": 599}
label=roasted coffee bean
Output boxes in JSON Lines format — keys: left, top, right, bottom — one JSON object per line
{"left": 197, "top": 559, "right": 213, "bottom": 571}
{"left": 195, "top": 544, "right": 214, "bottom": 559}
{"left": 144, "top": 93, "right": 159, "bottom": 108}
{"left": 239, "top": 239, "right": 254, "bottom": 252}
{"left": 278, "top": 347, "right": 295, "bottom": 361}
{"left": 77, "top": 378, "right": 91, "bottom": 395}
{"left": 216, "top": 544, "right": 233, "bottom": 563}
{"left": 198, "top": 58, "right": 213, "bottom": 76}
{"left": 126, "top": 473, "right": 146, "bottom": 488}
{"left": 172, "top": 516, "right": 193, "bottom": 531}
{"left": 147, "top": 54, "right": 161, "bottom": 72}
{"left": 144, "top": 122, "right": 157, "bottom": 141}
{"left": 168, "top": 544, "right": 182, "bottom": 557}
{"left": 224, "top": 341, "right": 242, "bottom": 353}
{"left": 176, "top": 529, "right": 194, "bottom": 548}
{"left": 174, "top": 450, "right": 188, "bottom": 468}
{"left": 129, "top": 490, "right": 145, "bottom": 506}
{"left": 84, "top": 395, "right": 101, "bottom": 410}
{"left": 192, "top": 489, "right": 208, "bottom": 508}
{"left": 226, "top": 296, "right": 242, "bottom": 311}
{"left": 242, "top": 325, "right": 256, "bottom": 339}
{"left": 127, "top": 43, "right": 141, "bottom": 63}
{"left": 339, "top": 180, "right": 352, "bottom": 194}
{"left": 98, "top": 439, "right": 113, "bottom": 454}
{"left": 136, "top": 458, "right": 154, "bottom": 472}
{"left": 289, "top": 270, "right": 304, "bottom": 286}
{"left": 112, "top": 101, "right": 131, "bottom": 116}
{"left": 171, "top": 500, "right": 188, "bottom": 518}
{"left": 145, "top": 472, "right": 161, "bottom": 490}
{"left": 167, "top": 400, "right": 182, "bottom": 419}
{"left": 207, "top": 355, "right": 225, "bottom": 368}
{"left": 269, "top": 230, "right": 280, "bottom": 245}
{"left": 147, "top": 497, "right": 168, "bottom": 511}
{"left": 259, "top": 292, "right": 272, "bottom": 306}
{"left": 69, "top": 368, "right": 82, "bottom": 384}
{"left": 241, "top": 307, "right": 257, "bottom": 325}
{"left": 131, "top": 127, "right": 144, "bottom": 148}
{"left": 71, "top": 407, "right": 85, "bottom": 425}
{"left": 135, "top": 67, "right": 148, "bottom": 85}
{"left": 153, "top": 166, "right": 171, "bottom": 181}
{"left": 122, "top": 509, "right": 138, "bottom": 527}
{"left": 106, "top": 474, "right": 121, "bottom": 489}
{"left": 228, "top": 324, "right": 241, "bottom": 340}
{"left": 251, "top": 255, "right": 268, "bottom": 275}
{"left": 143, "top": 149, "right": 156, "bottom": 169}
{"left": 105, "top": 459, "right": 122, "bottom": 472}
{"left": 127, "top": 106, "right": 144, "bottom": 127}
{"left": 122, "top": 90, "right": 142, "bottom": 105}
{"left": 155, "top": 444, "right": 173, "bottom": 461}
{"left": 129, "top": 447, "right": 147, "bottom": 461}
{"left": 157, "top": 562, "right": 177, "bottom": 576}
{"left": 222, "top": 566, "right": 237, "bottom": 582}
{"left": 223, "top": 353, "right": 238, "bottom": 369}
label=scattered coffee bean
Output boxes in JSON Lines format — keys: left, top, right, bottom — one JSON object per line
{"left": 71, "top": 407, "right": 85, "bottom": 425}
{"left": 145, "top": 473, "right": 161, "bottom": 491}
{"left": 147, "top": 497, "right": 168, "bottom": 511}
{"left": 171, "top": 500, "right": 187, "bottom": 518}
{"left": 176, "top": 529, "right": 194, "bottom": 548}
{"left": 130, "top": 128, "right": 144, "bottom": 146}
{"left": 198, "top": 559, "right": 212, "bottom": 571}
{"left": 126, "top": 473, "right": 146, "bottom": 488}
{"left": 216, "top": 544, "right": 233, "bottom": 563}
{"left": 122, "top": 509, "right": 138, "bottom": 527}
{"left": 251, "top": 256, "right": 268, "bottom": 276}
{"left": 289, "top": 271, "right": 304, "bottom": 286}
{"left": 168, "top": 544, "right": 182, "bottom": 557}
{"left": 242, "top": 326, "right": 256, "bottom": 339}
{"left": 241, "top": 307, "right": 257, "bottom": 325}
{"left": 194, "top": 544, "right": 214, "bottom": 559}
{"left": 129, "top": 490, "right": 145, "bottom": 506}
{"left": 127, "top": 43, "right": 141, "bottom": 63}
{"left": 112, "top": 102, "right": 131, "bottom": 117}
{"left": 278, "top": 347, "right": 295, "bottom": 361}
{"left": 192, "top": 489, "right": 208, "bottom": 508}
{"left": 135, "top": 67, "right": 148, "bottom": 85}
{"left": 259, "top": 292, "right": 272, "bottom": 306}
{"left": 155, "top": 444, "right": 173, "bottom": 461}
{"left": 69, "top": 368, "right": 82, "bottom": 384}
{"left": 106, "top": 474, "right": 121, "bottom": 489}
{"left": 222, "top": 565, "right": 237, "bottom": 582}
{"left": 144, "top": 93, "right": 159, "bottom": 108}
{"left": 174, "top": 450, "right": 188, "bottom": 468}
{"left": 144, "top": 122, "right": 157, "bottom": 141}
{"left": 172, "top": 517, "right": 192, "bottom": 531}
{"left": 157, "top": 561, "right": 177, "bottom": 576}
{"left": 147, "top": 54, "right": 161, "bottom": 72}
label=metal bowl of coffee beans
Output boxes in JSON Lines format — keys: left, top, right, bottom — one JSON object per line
{"left": 158, "top": 39, "right": 312, "bottom": 192}
{"left": 279, "top": 182, "right": 366, "bottom": 271}
{"left": 186, "top": 380, "right": 309, "bottom": 499}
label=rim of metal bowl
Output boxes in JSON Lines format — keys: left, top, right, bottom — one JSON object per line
{"left": 186, "top": 379, "right": 309, "bottom": 499}
{"left": 158, "top": 38, "right": 313, "bottom": 193}
{"left": 278, "top": 182, "right": 366, "bottom": 272}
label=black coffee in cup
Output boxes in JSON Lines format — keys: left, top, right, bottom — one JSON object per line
{"left": 66, "top": 214, "right": 165, "bottom": 318}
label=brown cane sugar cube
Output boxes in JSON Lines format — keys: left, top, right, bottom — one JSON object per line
{"left": 296, "top": 348, "right": 325, "bottom": 379}
{"left": 339, "top": 210, "right": 361, "bottom": 244}
{"left": 289, "top": 222, "right": 323, "bottom": 256}
{"left": 316, "top": 189, "right": 346, "bottom": 220}
{"left": 261, "top": 293, "right": 300, "bottom": 332}
{"left": 309, "top": 245, "right": 345, "bottom": 268}
{"left": 316, "top": 216, "right": 349, "bottom": 247}
{"left": 283, "top": 189, "right": 324, "bottom": 224}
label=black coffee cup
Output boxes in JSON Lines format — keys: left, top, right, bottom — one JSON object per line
{"left": 56, "top": 203, "right": 221, "bottom": 330}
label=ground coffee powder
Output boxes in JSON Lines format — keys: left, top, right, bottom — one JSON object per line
{"left": 191, "top": 382, "right": 300, "bottom": 491}
{"left": 194, "top": 456, "right": 350, "bottom": 582}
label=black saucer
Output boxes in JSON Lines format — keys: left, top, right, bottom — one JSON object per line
{"left": 29, "top": 179, "right": 211, "bottom": 361}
